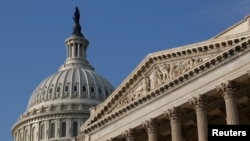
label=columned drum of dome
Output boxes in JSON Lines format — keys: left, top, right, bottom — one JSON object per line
{"left": 12, "top": 7, "right": 114, "bottom": 141}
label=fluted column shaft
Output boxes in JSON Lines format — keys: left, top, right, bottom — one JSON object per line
{"left": 190, "top": 95, "right": 207, "bottom": 141}
{"left": 143, "top": 118, "right": 158, "bottom": 141}
{"left": 166, "top": 107, "right": 182, "bottom": 141}
{"left": 217, "top": 81, "right": 239, "bottom": 124}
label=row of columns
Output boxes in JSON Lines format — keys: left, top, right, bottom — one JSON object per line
{"left": 107, "top": 80, "right": 240, "bottom": 141}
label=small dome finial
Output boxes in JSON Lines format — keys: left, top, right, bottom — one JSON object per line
{"left": 72, "top": 6, "right": 84, "bottom": 37}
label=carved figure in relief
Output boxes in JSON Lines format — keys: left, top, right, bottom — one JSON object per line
{"left": 152, "top": 66, "right": 163, "bottom": 89}
{"left": 141, "top": 76, "right": 150, "bottom": 94}
{"left": 127, "top": 90, "right": 134, "bottom": 102}
{"left": 160, "top": 63, "right": 170, "bottom": 82}
{"left": 194, "top": 58, "right": 203, "bottom": 66}
{"left": 183, "top": 58, "right": 194, "bottom": 72}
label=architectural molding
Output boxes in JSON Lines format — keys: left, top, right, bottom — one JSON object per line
{"left": 82, "top": 37, "right": 250, "bottom": 133}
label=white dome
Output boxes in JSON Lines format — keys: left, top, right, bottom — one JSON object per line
{"left": 27, "top": 68, "right": 114, "bottom": 111}
{"left": 12, "top": 7, "right": 115, "bottom": 141}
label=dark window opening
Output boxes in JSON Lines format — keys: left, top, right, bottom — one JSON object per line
{"left": 61, "top": 122, "right": 66, "bottom": 137}
{"left": 50, "top": 123, "right": 55, "bottom": 138}
{"left": 74, "top": 85, "right": 78, "bottom": 92}
{"left": 91, "top": 87, "right": 94, "bottom": 93}
{"left": 57, "top": 87, "right": 60, "bottom": 93}
{"left": 82, "top": 86, "right": 86, "bottom": 92}
{"left": 65, "top": 86, "right": 69, "bottom": 92}
{"left": 72, "top": 122, "right": 78, "bottom": 137}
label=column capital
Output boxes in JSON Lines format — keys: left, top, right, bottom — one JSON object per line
{"left": 216, "top": 80, "right": 238, "bottom": 99}
{"left": 107, "top": 138, "right": 117, "bottom": 141}
{"left": 165, "top": 107, "right": 182, "bottom": 121}
{"left": 189, "top": 94, "right": 207, "bottom": 110}
{"left": 122, "top": 128, "right": 136, "bottom": 140}
{"left": 143, "top": 118, "right": 158, "bottom": 133}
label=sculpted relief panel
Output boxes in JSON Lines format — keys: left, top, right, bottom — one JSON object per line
{"left": 114, "top": 57, "right": 203, "bottom": 110}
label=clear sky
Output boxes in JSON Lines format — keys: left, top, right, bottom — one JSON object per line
{"left": 1, "top": 0, "right": 250, "bottom": 140}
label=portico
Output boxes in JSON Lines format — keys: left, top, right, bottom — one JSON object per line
{"left": 74, "top": 15, "right": 250, "bottom": 141}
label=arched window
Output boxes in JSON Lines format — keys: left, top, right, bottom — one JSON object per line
{"left": 74, "top": 85, "right": 78, "bottom": 92}
{"left": 72, "top": 122, "right": 78, "bottom": 137}
{"left": 18, "top": 130, "right": 22, "bottom": 141}
{"left": 31, "top": 127, "right": 35, "bottom": 141}
{"left": 91, "top": 87, "right": 94, "bottom": 93}
{"left": 61, "top": 122, "right": 66, "bottom": 137}
{"left": 50, "top": 123, "right": 55, "bottom": 138}
{"left": 25, "top": 129, "right": 28, "bottom": 141}
{"left": 49, "top": 88, "right": 53, "bottom": 94}
{"left": 65, "top": 85, "right": 69, "bottom": 92}
{"left": 40, "top": 124, "right": 45, "bottom": 140}
{"left": 57, "top": 87, "right": 60, "bottom": 93}
{"left": 82, "top": 85, "right": 86, "bottom": 92}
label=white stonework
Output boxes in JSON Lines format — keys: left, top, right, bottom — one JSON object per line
{"left": 74, "top": 15, "right": 250, "bottom": 141}
{"left": 11, "top": 8, "right": 114, "bottom": 141}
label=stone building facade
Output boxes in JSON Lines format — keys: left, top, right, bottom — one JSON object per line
{"left": 75, "top": 15, "right": 250, "bottom": 141}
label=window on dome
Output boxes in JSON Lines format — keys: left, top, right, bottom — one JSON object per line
{"left": 25, "top": 129, "right": 28, "bottom": 141}
{"left": 50, "top": 123, "right": 55, "bottom": 138}
{"left": 49, "top": 88, "right": 53, "bottom": 94}
{"left": 42, "top": 90, "right": 46, "bottom": 95}
{"left": 91, "top": 87, "right": 94, "bottom": 93}
{"left": 72, "top": 122, "right": 78, "bottom": 137}
{"left": 79, "top": 44, "right": 82, "bottom": 57}
{"left": 74, "top": 85, "right": 78, "bottom": 92}
{"left": 40, "top": 124, "right": 45, "bottom": 140}
{"left": 61, "top": 122, "right": 66, "bottom": 137}
{"left": 105, "top": 90, "right": 109, "bottom": 97}
{"left": 65, "top": 86, "right": 69, "bottom": 92}
{"left": 82, "top": 86, "right": 86, "bottom": 92}
{"left": 98, "top": 88, "right": 102, "bottom": 94}
{"left": 31, "top": 127, "right": 35, "bottom": 141}
{"left": 75, "top": 43, "right": 78, "bottom": 57}
{"left": 57, "top": 87, "right": 60, "bottom": 93}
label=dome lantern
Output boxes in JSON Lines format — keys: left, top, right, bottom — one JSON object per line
{"left": 60, "top": 7, "right": 92, "bottom": 71}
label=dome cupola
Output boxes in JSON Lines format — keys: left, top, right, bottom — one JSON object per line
{"left": 12, "top": 7, "right": 114, "bottom": 141}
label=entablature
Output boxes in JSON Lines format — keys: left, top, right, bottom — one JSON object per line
{"left": 81, "top": 34, "right": 250, "bottom": 133}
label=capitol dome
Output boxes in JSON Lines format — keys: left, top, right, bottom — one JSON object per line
{"left": 12, "top": 7, "right": 114, "bottom": 141}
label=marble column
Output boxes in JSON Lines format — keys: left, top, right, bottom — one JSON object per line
{"left": 166, "top": 107, "right": 182, "bottom": 141}
{"left": 189, "top": 94, "right": 208, "bottom": 141}
{"left": 216, "top": 80, "right": 239, "bottom": 124}
{"left": 143, "top": 118, "right": 158, "bottom": 141}
{"left": 122, "top": 129, "right": 136, "bottom": 141}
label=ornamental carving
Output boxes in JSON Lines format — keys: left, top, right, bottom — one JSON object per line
{"left": 216, "top": 80, "right": 239, "bottom": 99}
{"left": 143, "top": 118, "right": 158, "bottom": 133}
{"left": 189, "top": 94, "right": 207, "bottom": 110}
{"left": 165, "top": 107, "right": 182, "bottom": 121}
{"left": 122, "top": 128, "right": 136, "bottom": 140}
{"left": 150, "top": 57, "right": 203, "bottom": 89}
{"left": 115, "top": 57, "right": 203, "bottom": 110}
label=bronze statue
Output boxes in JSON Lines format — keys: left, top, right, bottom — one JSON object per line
{"left": 72, "top": 6, "right": 83, "bottom": 37}
{"left": 73, "top": 7, "right": 80, "bottom": 24}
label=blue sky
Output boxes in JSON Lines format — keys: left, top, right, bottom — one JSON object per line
{"left": 1, "top": 0, "right": 250, "bottom": 140}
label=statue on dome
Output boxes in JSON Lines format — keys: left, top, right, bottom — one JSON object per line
{"left": 73, "top": 7, "right": 80, "bottom": 24}
{"left": 72, "top": 6, "right": 83, "bottom": 37}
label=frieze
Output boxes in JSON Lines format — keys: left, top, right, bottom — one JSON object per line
{"left": 83, "top": 37, "right": 250, "bottom": 133}
{"left": 114, "top": 57, "right": 204, "bottom": 110}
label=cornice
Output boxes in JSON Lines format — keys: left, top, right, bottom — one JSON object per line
{"left": 82, "top": 36, "right": 250, "bottom": 133}
{"left": 11, "top": 111, "right": 86, "bottom": 135}
{"left": 83, "top": 33, "right": 249, "bottom": 125}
